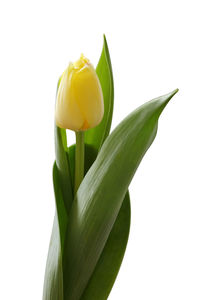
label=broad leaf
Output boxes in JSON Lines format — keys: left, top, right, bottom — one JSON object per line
{"left": 80, "top": 36, "right": 131, "bottom": 300}
{"left": 67, "top": 141, "right": 126, "bottom": 300}
{"left": 63, "top": 89, "right": 178, "bottom": 300}
{"left": 81, "top": 192, "right": 130, "bottom": 300}
{"left": 67, "top": 144, "right": 130, "bottom": 300}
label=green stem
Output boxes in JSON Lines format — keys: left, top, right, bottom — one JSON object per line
{"left": 74, "top": 131, "right": 85, "bottom": 195}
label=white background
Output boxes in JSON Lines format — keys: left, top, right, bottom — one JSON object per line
{"left": 0, "top": 0, "right": 200, "bottom": 299}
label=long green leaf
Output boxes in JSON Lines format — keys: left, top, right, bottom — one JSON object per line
{"left": 63, "top": 89, "right": 178, "bottom": 300}
{"left": 43, "top": 88, "right": 73, "bottom": 299}
{"left": 43, "top": 164, "right": 66, "bottom": 300}
{"left": 78, "top": 35, "right": 131, "bottom": 300}
{"left": 84, "top": 35, "right": 114, "bottom": 151}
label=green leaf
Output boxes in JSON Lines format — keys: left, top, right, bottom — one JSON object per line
{"left": 43, "top": 81, "right": 73, "bottom": 299}
{"left": 55, "top": 124, "right": 73, "bottom": 215}
{"left": 81, "top": 192, "right": 130, "bottom": 300}
{"left": 42, "top": 215, "right": 63, "bottom": 300}
{"left": 43, "top": 163, "right": 67, "bottom": 300}
{"left": 67, "top": 144, "right": 131, "bottom": 300}
{"left": 65, "top": 36, "right": 130, "bottom": 300}
{"left": 84, "top": 35, "right": 114, "bottom": 151}
{"left": 53, "top": 162, "right": 68, "bottom": 252}
{"left": 63, "top": 89, "right": 178, "bottom": 300}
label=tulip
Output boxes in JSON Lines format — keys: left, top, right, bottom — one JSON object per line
{"left": 55, "top": 54, "right": 104, "bottom": 132}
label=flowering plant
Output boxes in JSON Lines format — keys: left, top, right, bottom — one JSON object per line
{"left": 43, "top": 35, "right": 178, "bottom": 300}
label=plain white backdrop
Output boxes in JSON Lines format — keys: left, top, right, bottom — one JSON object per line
{"left": 0, "top": 0, "right": 200, "bottom": 299}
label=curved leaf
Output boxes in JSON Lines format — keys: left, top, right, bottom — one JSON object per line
{"left": 43, "top": 88, "right": 73, "bottom": 300}
{"left": 63, "top": 89, "right": 178, "bottom": 300}
{"left": 81, "top": 36, "right": 130, "bottom": 299}
{"left": 42, "top": 215, "right": 63, "bottom": 300}
{"left": 43, "top": 163, "right": 66, "bottom": 300}
{"left": 67, "top": 145, "right": 131, "bottom": 300}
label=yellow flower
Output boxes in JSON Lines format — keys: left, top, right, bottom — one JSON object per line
{"left": 55, "top": 54, "right": 104, "bottom": 131}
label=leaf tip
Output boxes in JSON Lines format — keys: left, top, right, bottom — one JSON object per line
{"left": 164, "top": 88, "right": 179, "bottom": 101}
{"left": 160, "top": 88, "right": 179, "bottom": 104}
{"left": 103, "top": 34, "right": 108, "bottom": 50}
{"left": 166, "top": 88, "right": 179, "bottom": 103}
{"left": 171, "top": 88, "right": 179, "bottom": 96}
{"left": 155, "top": 88, "right": 179, "bottom": 118}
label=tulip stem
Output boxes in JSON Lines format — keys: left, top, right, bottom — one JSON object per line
{"left": 74, "top": 131, "right": 85, "bottom": 195}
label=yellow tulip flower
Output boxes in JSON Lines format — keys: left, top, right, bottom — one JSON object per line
{"left": 55, "top": 54, "right": 104, "bottom": 131}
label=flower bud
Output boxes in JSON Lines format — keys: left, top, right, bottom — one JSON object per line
{"left": 55, "top": 54, "right": 104, "bottom": 131}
